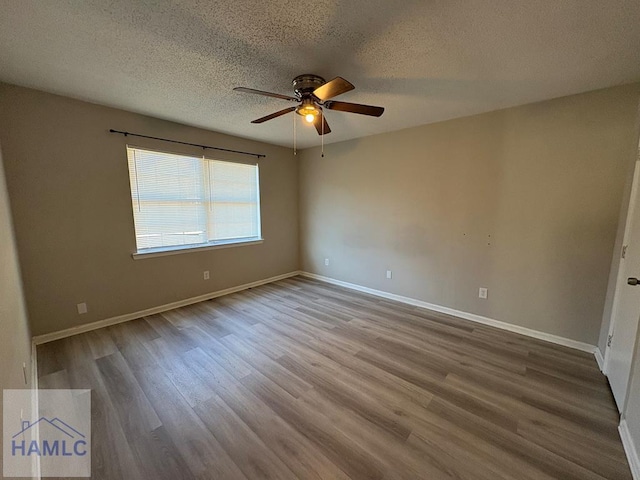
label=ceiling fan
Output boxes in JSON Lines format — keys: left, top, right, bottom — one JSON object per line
{"left": 233, "top": 74, "right": 384, "bottom": 135}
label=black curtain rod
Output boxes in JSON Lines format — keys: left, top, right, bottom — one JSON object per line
{"left": 109, "top": 129, "right": 266, "bottom": 159}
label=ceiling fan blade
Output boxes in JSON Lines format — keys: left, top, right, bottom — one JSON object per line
{"left": 251, "top": 106, "right": 297, "bottom": 124}
{"left": 313, "top": 111, "right": 331, "bottom": 135}
{"left": 234, "top": 87, "right": 299, "bottom": 102}
{"left": 324, "top": 100, "right": 384, "bottom": 117}
{"left": 312, "top": 77, "right": 354, "bottom": 101}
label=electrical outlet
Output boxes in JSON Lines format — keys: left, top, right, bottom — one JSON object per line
{"left": 77, "top": 302, "right": 88, "bottom": 314}
{"left": 204, "top": 270, "right": 210, "bottom": 280}
{"left": 479, "top": 288, "right": 488, "bottom": 299}
{"left": 386, "top": 270, "right": 392, "bottom": 279}
{"left": 324, "top": 258, "right": 330, "bottom": 266}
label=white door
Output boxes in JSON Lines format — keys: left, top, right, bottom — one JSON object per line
{"left": 606, "top": 158, "right": 640, "bottom": 411}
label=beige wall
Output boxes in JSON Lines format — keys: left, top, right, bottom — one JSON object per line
{"left": 0, "top": 83, "right": 299, "bottom": 336}
{"left": 2, "top": 80, "right": 638, "bottom": 346}
{"left": 0, "top": 141, "right": 33, "bottom": 470}
{"left": 300, "top": 83, "right": 640, "bottom": 345}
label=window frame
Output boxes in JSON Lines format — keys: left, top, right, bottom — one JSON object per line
{"left": 125, "top": 145, "right": 263, "bottom": 259}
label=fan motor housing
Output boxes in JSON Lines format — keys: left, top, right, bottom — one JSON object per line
{"left": 292, "top": 74, "right": 326, "bottom": 97}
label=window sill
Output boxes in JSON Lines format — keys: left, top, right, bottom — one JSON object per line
{"left": 131, "top": 238, "right": 263, "bottom": 260}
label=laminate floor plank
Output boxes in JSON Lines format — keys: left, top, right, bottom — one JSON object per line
{"left": 84, "top": 329, "right": 118, "bottom": 359}
{"left": 426, "top": 396, "right": 615, "bottom": 480}
{"left": 449, "top": 360, "right": 620, "bottom": 421}
{"left": 94, "top": 351, "right": 162, "bottom": 442}
{"left": 517, "top": 419, "right": 631, "bottom": 479}
{"left": 36, "top": 276, "right": 631, "bottom": 479}
{"left": 129, "top": 425, "right": 197, "bottom": 480}
{"left": 524, "top": 366, "right": 616, "bottom": 407}
{"left": 36, "top": 340, "right": 65, "bottom": 377}
{"left": 144, "top": 313, "right": 196, "bottom": 354}
{"left": 50, "top": 341, "right": 145, "bottom": 480}
{"left": 350, "top": 308, "right": 469, "bottom": 351}
{"left": 180, "top": 326, "right": 254, "bottom": 380}
{"left": 144, "top": 337, "right": 218, "bottom": 407}
{"left": 104, "top": 317, "right": 160, "bottom": 350}
{"left": 403, "top": 405, "right": 559, "bottom": 480}
{"left": 218, "top": 333, "right": 313, "bottom": 399}
{"left": 443, "top": 373, "right": 620, "bottom": 442}
{"left": 265, "top": 329, "right": 436, "bottom": 422}
{"left": 354, "top": 344, "right": 521, "bottom": 432}
{"left": 193, "top": 353, "right": 352, "bottom": 480}
{"left": 250, "top": 320, "right": 432, "bottom": 407}
{"left": 250, "top": 305, "right": 368, "bottom": 356}
{"left": 179, "top": 305, "right": 236, "bottom": 339}
{"left": 277, "top": 353, "right": 413, "bottom": 441}
{"left": 240, "top": 372, "right": 388, "bottom": 480}
{"left": 119, "top": 342, "right": 247, "bottom": 480}
{"left": 297, "top": 388, "right": 455, "bottom": 480}
{"left": 193, "top": 394, "right": 299, "bottom": 480}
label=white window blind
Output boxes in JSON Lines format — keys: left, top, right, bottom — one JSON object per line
{"left": 127, "top": 147, "right": 261, "bottom": 252}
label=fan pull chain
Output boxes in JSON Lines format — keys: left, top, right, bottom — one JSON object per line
{"left": 321, "top": 111, "right": 324, "bottom": 158}
{"left": 293, "top": 112, "right": 297, "bottom": 156}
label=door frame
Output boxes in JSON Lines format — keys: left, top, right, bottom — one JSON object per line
{"left": 604, "top": 155, "right": 640, "bottom": 381}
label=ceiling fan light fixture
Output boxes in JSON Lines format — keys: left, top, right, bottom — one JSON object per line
{"left": 296, "top": 102, "right": 320, "bottom": 123}
{"left": 235, "top": 74, "right": 384, "bottom": 136}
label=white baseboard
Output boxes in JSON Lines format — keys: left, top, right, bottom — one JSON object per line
{"left": 32, "top": 271, "right": 301, "bottom": 345}
{"left": 620, "top": 419, "right": 640, "bottom": 480}
{"left": 33, "top": 268, "right": 597, "bottom": 355}
{"left": 30, "top": 340, "right": 38, "bottom": 389}
{"left": 30, "top": 340, "right": 41, "bottom": 480}
{"left": 595, "top": 347, "right": 605, "bottom": 373}
{"left": 300, "top": 271, "right": 596, "bottom": 354}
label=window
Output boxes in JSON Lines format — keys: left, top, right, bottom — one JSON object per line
{"left": 127, "top": 147, "right": 261, "bottom": 256}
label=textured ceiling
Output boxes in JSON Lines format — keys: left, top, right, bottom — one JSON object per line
{"left": 1, "top": 1, "right": 640, "bottom": 148}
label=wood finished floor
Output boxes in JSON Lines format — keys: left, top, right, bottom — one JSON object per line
{"left": 37, "top": 276, "right": 631, "bottom": 479}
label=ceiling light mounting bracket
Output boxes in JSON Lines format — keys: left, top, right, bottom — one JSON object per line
{"left": 292, "top": 74, "right": 326, "bottom": 98}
